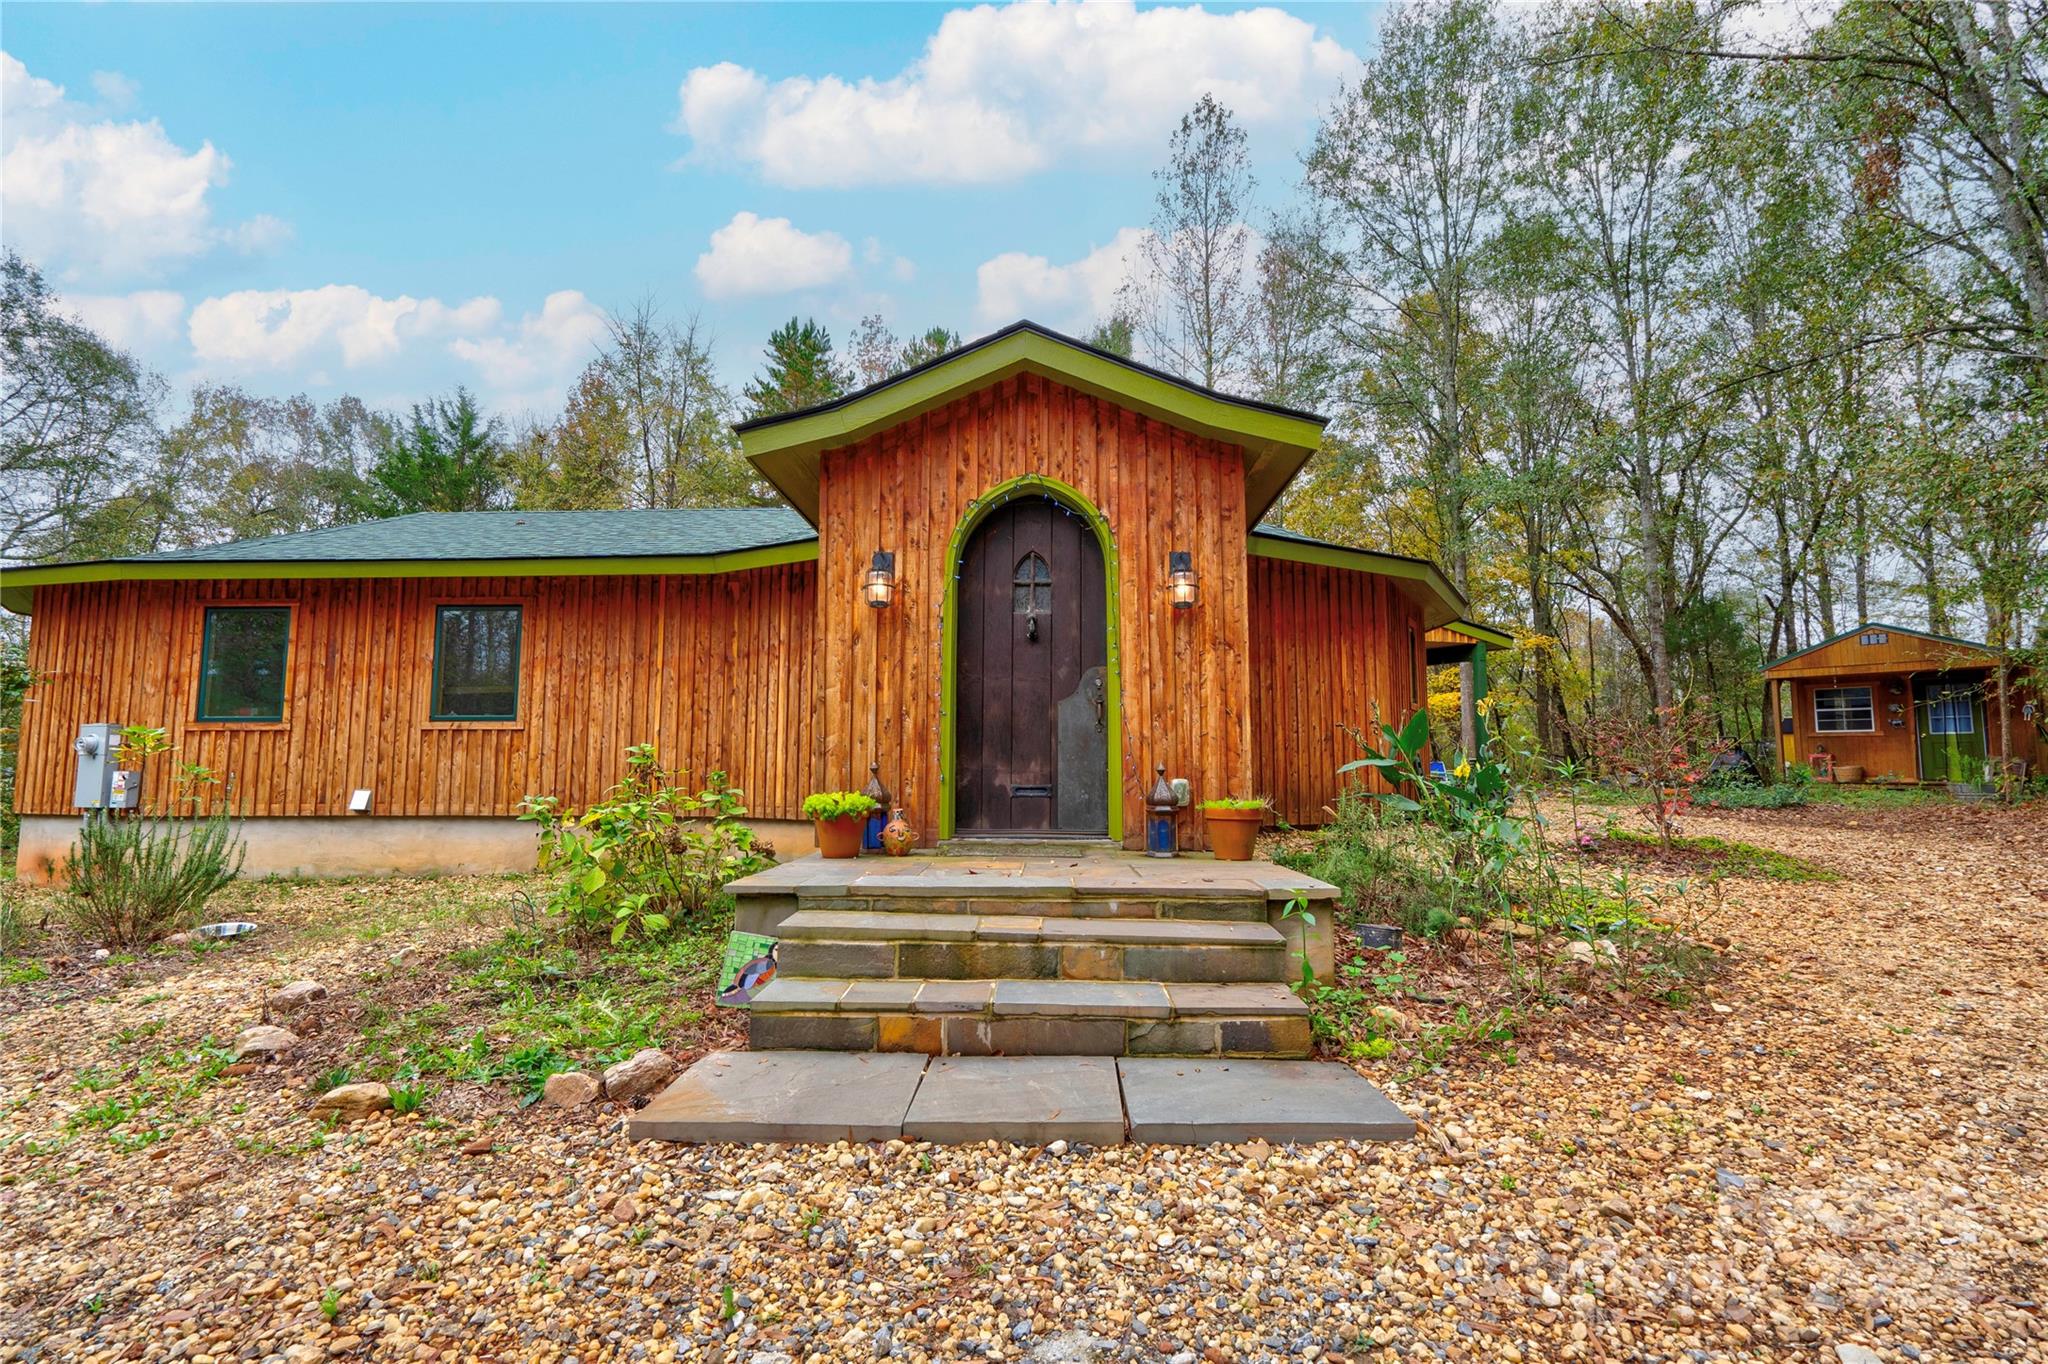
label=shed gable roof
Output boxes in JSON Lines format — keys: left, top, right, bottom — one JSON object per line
{"left": 1762, "top": 620, "right": 2000, "bottom": 676}
{"left": 735, "top": 320, "right": 1329, "bottom": 526}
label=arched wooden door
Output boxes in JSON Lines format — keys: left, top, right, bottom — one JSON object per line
{"left": 954, "top": 496, "right": 1109, "bottom": 835}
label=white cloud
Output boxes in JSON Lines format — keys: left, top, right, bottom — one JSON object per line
{"left": 188, "top": 285, "right": 501, "bottom": 370}
{"left": 673, "top": 2, "right": 1356, "bottom": 187}
{"left": 449, "top": 289, "right": 609, "bottom": 391}
{"left": 66, "top": 290, "right": 186, "bottom": 349}
{"left": 975, "top": 228, "right": 1148, "bottom": 330}
{"left": 0, "top": 50, "right": 284, "bottom": 281}
{"left": 90, "top": 70, "right": 139, "bottom": 109}
{"left": 693, "top": 211, "right": 855, "bottom": 299}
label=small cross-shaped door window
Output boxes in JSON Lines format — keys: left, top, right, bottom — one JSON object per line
{"left": 1012, "top": 553, "right": 1052, "bottom": 614}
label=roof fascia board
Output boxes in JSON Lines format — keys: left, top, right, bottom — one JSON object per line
{"left": 0, "top": 539, "right": 821, "bottom": 614}
{"left": 1247, "top": 532, "right": 1465, "bottom": 628}
{"left": 741, "top": 330, "right": 1326, "bottom": 527}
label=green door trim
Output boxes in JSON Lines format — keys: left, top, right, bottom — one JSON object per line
{"left": 938, "top": 474, "right": 1123, "bottom": 842}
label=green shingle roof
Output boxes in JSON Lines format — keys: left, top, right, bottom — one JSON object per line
{"left": 0, "top": 508, "right": 821, "bottom": 613}
{"left": 92, "top": 508, "right": 819, "bottom": 564}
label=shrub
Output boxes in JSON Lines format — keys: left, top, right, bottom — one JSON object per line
{"left": 520, "top": 746, "right": 769, "bottom": 945}
{"left": 1198, "top": 797, "right": 1269, "bottom": 811}
{"left": 1574, "top": 703, "right": 1728, "bottom": 846}
{"left": 61, "top": 803, "right": 244, "bottom": 947}
{"left": 801, "top": 791, "right": 878, "bottom": 821}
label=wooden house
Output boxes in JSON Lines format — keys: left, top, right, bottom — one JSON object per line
{"left": 4, "top": 322, "right": 1477, "bottom": 878}
{"left": 1763, "top": 621, "right": 2042, "bottom": 783}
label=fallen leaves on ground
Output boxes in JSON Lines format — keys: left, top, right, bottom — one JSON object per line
{"left": 1, "top": 802, "right": 2043, "bottom": 1363}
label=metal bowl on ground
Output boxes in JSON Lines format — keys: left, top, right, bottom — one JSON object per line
{"left": 195, "top": 921, "right": 257, "bottom": 939}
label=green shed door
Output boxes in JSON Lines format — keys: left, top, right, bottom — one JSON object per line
{"left": 1915, "top": 679, "right": 1987, "bottom": 782}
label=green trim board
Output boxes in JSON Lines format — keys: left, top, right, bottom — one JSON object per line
{"left": 937, "top": 474, "right": 1125, "bottom": 843}
{"left": 1446, "top": 619, "right": 1514, "bottom": 649}
{"left": 1763, "top": 619, "right": 2001, "bottom": 673}
{"left": 737, "top": 322, "right": 1328, "bottom": 528}
{"left": 1245, "top": 528, "right": 1466, "bottom": 629}
{"left": 0, "top": 540, "right": 821, "bottom": 614}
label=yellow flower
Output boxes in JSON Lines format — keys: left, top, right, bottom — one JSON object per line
{"left": 1453, "top": 760, "right": 1472, "bottom": 780}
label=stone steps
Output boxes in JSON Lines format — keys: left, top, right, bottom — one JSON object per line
{"left": 747, "top": 977, "right": 1310, "bottom": 1058}
{"left": 772, "top": 910, "right": 1291, "bottom": 983}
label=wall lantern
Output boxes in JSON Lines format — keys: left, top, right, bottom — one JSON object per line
{"left": 1167, "top": 551, "right": 1197, "bottom": 610}
{"left": 863, "top": 551, "right": 897, "bottom": 609}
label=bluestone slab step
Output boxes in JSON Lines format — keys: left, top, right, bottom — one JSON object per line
{"left": 1117, "top": 1058, "right": 1415, "bottom": 1143}
{"left": 902, "top": 1057, "right": 1125, "bottom": 1145}
{"left": 627, "top": 1053, "right": 1414, "bottom": 1145}
{"left": 625, "top": 1052, "right": 927, "bottom": 1144}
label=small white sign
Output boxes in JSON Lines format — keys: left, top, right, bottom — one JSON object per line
{"left": 348, "top": 788, "right": 373, "bottom": 813}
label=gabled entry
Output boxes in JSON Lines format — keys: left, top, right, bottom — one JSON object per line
{"left": 953, "top": 494, "right": 1109, "bottom": 834}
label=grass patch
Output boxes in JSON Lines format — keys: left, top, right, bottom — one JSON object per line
{"left": 1608, "top": 829, "right": 1838, "bottom": 882}
{"left": 358, "top": 921, "right": 728, "bottom": 1097}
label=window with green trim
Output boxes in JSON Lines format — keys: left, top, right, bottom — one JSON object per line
{"left": 197, "top": 606, "right": 291, "bottom": 722}
{"left": 431, "top": 605, "right": 522, "bottom": 720}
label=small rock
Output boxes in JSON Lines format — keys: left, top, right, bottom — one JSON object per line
{"left": 234, "top": 1024, "right": 300, "bottom": 1060}
{"left": 270, "top": 979, "right": 328, "bottom": 1013}
{"left": 461, "top": 1135, "right": 494, "bottom": 1156}
{"left": 1835, "top": 1347, "right": 1882, "bottom": 1364}
{"left": 543, "top": 1070, "right": 603, "bottom": 1109}
{"left": 310, "top": 1082, "right": 393, "bottom": 1123}
{"left": 601, "top": 1048, "right": 677, "bottom": 1102}
{"left": 1598, "top": 1197, "right": 1634, "bottom": 1222}
{"left": 609, "top": 1195, "right": 642, "bottom": 1225}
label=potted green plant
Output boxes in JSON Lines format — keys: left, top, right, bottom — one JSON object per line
{"left": 1198, "top": 797, "right": 1268, "bottom": 861}
{"left": 803, "top": 791, "right": 879, "bottom": 859}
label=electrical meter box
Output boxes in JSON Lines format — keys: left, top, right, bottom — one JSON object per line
{"left": 73, "top": 722, "right": 126, "bottom": 810}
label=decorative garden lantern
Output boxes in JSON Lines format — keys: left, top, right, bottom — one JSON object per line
{"left": 1145, "top": 763, "right": 1179, "bottom": 858}
{"left": 861, "top": 762, "right": 891, "bottom": 852}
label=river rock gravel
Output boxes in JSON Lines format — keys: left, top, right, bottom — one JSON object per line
{"left": 1, "top": 800, "right": 2042, "bottom": 1363}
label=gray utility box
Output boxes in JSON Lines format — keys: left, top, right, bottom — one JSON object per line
{"left": 73, "top": 722, "right": 139, "bottom": 810}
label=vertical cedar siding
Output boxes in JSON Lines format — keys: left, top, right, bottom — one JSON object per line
{"left": 1248, "top": 555, "right": 1426, "bottom": 828}
{"left": 15, "top": 565, "right": 818, "bottom": 821}
{"left": 813, "top": 372, "right": 1253, "bottom": 848}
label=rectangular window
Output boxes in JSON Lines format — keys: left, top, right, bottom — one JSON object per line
{"left": 431, "top": 605, "right": 522, "bottom": 721}
{"left": 1859, "top": 631, "right": 1889, "bottom": 646}
{"left": 197, "top": 606, "right": 290, "bottom": 722}
{"left": 1812, "top": 685, "right": 1874, "bottom": 733}
{"left": 1927, "top": 692, "right": 1975, "bottom": 734}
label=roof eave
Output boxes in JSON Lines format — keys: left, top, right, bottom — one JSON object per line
{"left": 1246, "top": 531, "right": 1466, "bottom": 629}
{"left": 1761, "top": 619, "right": 1998, "bottom": 674}
{"left": 738, "top": 324, "right": 1327, "bottom": 529}
{"left": 0, "top": 538, "right": 822, "bottom": 614}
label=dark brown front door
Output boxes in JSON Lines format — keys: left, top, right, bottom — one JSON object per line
{"left": 956, "top": 496, "right": 1108, "bottom": 835}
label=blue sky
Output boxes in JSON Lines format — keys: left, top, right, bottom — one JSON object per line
{"left": 1, "top": 2, "right": 1381, "bottom": 420}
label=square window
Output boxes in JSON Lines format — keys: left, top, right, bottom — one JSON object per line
{"left": 431, "top": 605, "right": 522, "bottom": 721}
{"left": 197, "top": 606, "right": 290, "bottom": 722}
{"left": 1812, "top": 685, "right": 1874, "bottom": 733}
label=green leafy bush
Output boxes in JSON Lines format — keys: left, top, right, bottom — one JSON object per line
{"left": 62, "top": 804, "right": 244, "bottom": 947}
{"left": 801, "top": 791, "right": 878, "bottom": 821}
{"left": 1198, "top": 796, "right": 1269, "bottom": 811}
{"left": 520, "top": 746, "right": 769, "bottom": 945}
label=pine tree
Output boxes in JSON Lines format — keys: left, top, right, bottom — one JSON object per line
{"left": 742, "top": 318, "right": 851, "bottom": 418}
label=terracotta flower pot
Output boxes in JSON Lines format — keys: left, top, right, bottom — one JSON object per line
{"left": 1204, "top": 806, "right": 1264, "bottom": 861}
{"left": 814, "top": 814, "right": 865, "bottom": 859}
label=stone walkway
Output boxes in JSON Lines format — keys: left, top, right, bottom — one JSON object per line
{"left": 626, "top": 1051, "right": 1414, "bottom": 1145}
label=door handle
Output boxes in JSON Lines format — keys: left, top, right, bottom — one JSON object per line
{"left": 1089, "top": 672, "right": 1106, "bottom": 732}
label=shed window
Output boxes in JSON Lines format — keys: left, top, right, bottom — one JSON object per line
{"left": 197, "top": 606, "right": 290, "bottom": 722}
{"left": 1927, "top": 691, "right": 1976, "bottom": 734}
{"left": 431, "top": 605, "right": 522, "bottom": 721}
{"left": 1812, "top": 685, "right": 1874, "bottom": 733}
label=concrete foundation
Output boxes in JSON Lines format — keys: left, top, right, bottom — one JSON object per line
{"left": 13, "top": 814, "right": 815, "bottom": 883}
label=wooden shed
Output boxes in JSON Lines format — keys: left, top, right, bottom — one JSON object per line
{"left": 1762, "top": 621, "right": 2042, "bottom": 784}
{"left": 4, "top": 322, "right": 1476, "bottom": 878}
